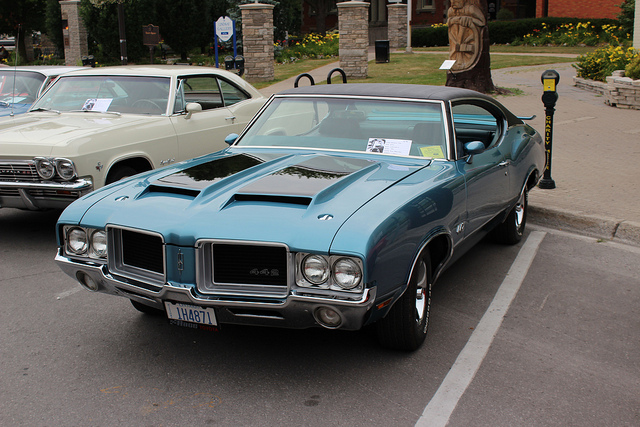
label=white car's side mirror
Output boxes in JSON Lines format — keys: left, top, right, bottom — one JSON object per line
{"left": 185, "top": 102, "right": 202, "bottom": 119}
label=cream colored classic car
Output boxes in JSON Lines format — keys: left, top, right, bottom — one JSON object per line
{"left": 0, "top": 65, "right": 266, "bottom": 210}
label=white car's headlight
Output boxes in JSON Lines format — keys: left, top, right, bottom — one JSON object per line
{"left": 66, "top": 227, "right": 88, "bottom": 255}
{"left": 35, "top": 157, "right": 56, "bottom": 180}
{"left": 64, "top": 226, "right": 107, "bottom": 260}
{"left": 55, "top": 158, "right": 77, "bottom": 180}
{"left": 333, "top": 258, "right": 362, "bottom": 290}
{"left": 302, "top": 254, "right": 330, "bottom": 285}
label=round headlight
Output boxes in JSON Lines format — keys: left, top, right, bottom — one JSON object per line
{"left": 35, "top": 158, "right": 55, "bottom": 179}
{"left": 55, "top": 158, "right": 76, "bottom": 181}
{"left": 67, "top": 227, "right": 88, "bottom": 255}
{"left": 89, "top": 230, "right": 107, "bottom": 258}
{"left": 333, "top": 258, "right": 362, "bottom": 290}
{"left": 302, "top": 255, "right": 329, "bottom": 285}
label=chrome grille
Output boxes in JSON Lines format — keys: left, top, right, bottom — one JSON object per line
{"left": 0, "top": 160, "right": 39, "bottom": 182}
{"left": 213, "top": 244, "right": 287, "bottom": 286}
{"left": 197, "top": 241, "right": 290, "bottom": 298}
{"left": 108, "top": 227, "right": 166, "bottom": 287}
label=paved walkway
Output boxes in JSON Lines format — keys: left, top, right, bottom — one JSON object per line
{"left": 260, "top": 51, "right": 640, "bottom": 246}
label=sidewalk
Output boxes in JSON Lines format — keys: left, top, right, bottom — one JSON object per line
{"left": 259, "top": 52, "right": 640, "bottom": 246}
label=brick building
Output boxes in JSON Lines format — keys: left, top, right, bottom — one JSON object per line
{"left": 301, "top": 0, "right": 622, "bottom": 42}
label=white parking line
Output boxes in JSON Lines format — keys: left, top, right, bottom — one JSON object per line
{"left": 416, "top": 231, "right": 546, "bottom": 427}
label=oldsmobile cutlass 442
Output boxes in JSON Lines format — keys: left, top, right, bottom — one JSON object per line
{"left": 0, "top": 65, "right": 265, "bottom": 210}
{"left": 55, "top": 83, "right": 545, "bottom": 350}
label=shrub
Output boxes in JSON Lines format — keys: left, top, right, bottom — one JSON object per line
{"left": 574, "top": 45, "right": 639, "bottom": 82}
{"left": 496, "top": 8, "right": 514, "bottom": 21}
{"left": 625, "top": 54, "right": 640, "bottom": 80}
{"left": 274, "top": 32, "right": 339, "bottom": 62}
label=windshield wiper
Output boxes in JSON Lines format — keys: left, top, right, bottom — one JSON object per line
{"left": 30, "top": 107, "right": 61, "bottom": 114}
{"left": 69, "top": 109, "right": 121, "bottom": 116}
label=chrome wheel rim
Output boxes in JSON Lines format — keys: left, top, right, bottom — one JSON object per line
{"left": 514, "top": 190, "right": 526, "bottom": 231}
{"left": 414, "top": 260, "right": 429, "bottom": 323}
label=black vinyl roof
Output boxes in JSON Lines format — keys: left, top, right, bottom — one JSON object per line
{"left": 277, "top": 83, "right": 497, "bottom": 103}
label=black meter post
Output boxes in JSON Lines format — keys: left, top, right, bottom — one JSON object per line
{"left": 539, "top": 69, "right": 559, "bottom": 189}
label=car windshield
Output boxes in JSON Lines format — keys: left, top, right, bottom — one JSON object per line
{"left": 237, "top": 96, "right": 447, "bottom": 158}
{"left": 0, "top": 71, "right": 46, "bottom": 106}
{"left": 31, "top": 75, "right": 171, "bottom": 115}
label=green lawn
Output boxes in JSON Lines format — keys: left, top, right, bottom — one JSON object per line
{"left": 251, "top": 45, "right": 581, "bottom": 89}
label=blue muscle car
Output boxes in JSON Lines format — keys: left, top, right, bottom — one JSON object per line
{"left": 54, "top": 83, "right": 545, "bottom": 350}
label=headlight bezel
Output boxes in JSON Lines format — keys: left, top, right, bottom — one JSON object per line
{"left": 33, "top": 157, "right": 77, "bottom": 181}
{"left": 34, "top": 157, "right": 56, "bottom": 180}
{"left": 63, "top": 225, "right": 108, "bottom": 261}
{"left": 296, "top": 253, "right": 364, "bottom": 293}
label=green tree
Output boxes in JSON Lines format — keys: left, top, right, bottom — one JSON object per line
{"left": 155, "top": 0, "right": 214, "bottom": 61}
{"left": 44, "top": 0, "right": 64, "bottom": 58}
{"left": 0, "top": 0, "right": 46, "bottom": 63}
{"left": 617, "top": 0, "right": 635, "bottom": 37}
{"left": 80, "top": 0, "right": 157, "bottom": 63}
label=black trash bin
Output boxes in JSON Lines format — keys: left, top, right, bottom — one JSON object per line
{"left": 375, "top": 40, "right": 389, "bottom": 63}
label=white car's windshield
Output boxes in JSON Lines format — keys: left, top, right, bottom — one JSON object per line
{"left": 237, "top": 97, "right": 447, "bottom": 158}
{"left": 32, "top": 75, "right": 171, "bottom": 115}
{"left": 0, "top": 71, "right": 46, "bottom": 105}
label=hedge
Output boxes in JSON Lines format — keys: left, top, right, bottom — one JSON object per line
{"left": 411, "top": 17, "right": 619, "bottom": 47}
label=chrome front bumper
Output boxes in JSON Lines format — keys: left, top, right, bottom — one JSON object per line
{"left": 55, "top": 251, "right": 377, "bottom": 331}
{"left": 0, "top": 178, "right": 93, "bottom": 210}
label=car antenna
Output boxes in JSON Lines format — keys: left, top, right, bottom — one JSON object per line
{"left": 10, "top": 24, "right": 21, "bottom": 118}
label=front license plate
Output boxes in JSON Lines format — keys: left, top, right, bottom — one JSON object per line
{"left": 164, "top": 302, "right": 218, "bottom": 326}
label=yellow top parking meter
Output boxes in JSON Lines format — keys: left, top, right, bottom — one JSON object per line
{"left": 539, "top": 70, "right": 559, "bottom": 189}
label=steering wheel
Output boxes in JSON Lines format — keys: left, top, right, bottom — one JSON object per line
{"left": 131, "top": 99, "right": 163, "bottom": 114}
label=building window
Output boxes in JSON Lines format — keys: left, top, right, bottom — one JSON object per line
{"left": 418, "top": 0, "right": 436, "bottom": 12}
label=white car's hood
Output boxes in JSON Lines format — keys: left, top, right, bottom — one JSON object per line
{"left": 0, "top": 112, "right": 164, "bottom": 157}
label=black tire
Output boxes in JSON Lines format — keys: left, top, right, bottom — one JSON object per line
{"left": 106, "top": 166, "right": 137, "bottom": 184}
{"left": 376, "top": 249, "right": 432, "bottom": 351}
{"left": 494, "top": 188, "right": 528, "bottom": 245}
{"left": 130, "top": 299, "right": 165, "bottom": 316}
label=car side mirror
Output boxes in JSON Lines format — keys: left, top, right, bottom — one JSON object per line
{"left": 185, "top": 102, "right": 202, "bottom": 119}
{"left": 225, "top": 133, "right": 239, "bottom": 145}
{"left": 464, "top": 141, "right": 485, "bottom": 164}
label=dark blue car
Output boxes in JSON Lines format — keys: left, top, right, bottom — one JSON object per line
{"left": 55, "top": 83, "right": 545, "bottom": 350}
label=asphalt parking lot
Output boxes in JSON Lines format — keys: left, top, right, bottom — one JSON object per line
{"left": 1, "top": 208, "right": 638, "bottom": 426}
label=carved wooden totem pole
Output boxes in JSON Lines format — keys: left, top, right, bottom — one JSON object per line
{"left": 446, "top": 0, "right": 496, "bottom": 93}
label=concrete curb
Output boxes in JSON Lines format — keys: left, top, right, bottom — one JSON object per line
{"left": 529, "top": 204, "right": 640, "bottom": 247}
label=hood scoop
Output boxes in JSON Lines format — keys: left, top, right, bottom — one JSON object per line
{"left": 233, "top": 156, "right": 374, "bottom": 203}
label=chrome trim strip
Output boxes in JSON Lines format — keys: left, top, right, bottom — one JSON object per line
{"left": 0, "top": 177, "right": 93, "bottom": 191}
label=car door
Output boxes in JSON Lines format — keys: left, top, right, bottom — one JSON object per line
{"left": 453, "top": 100, "right": 510, "bottom": 238}
{"left": 170, "top": 75, "right": 251, "bottom": 161}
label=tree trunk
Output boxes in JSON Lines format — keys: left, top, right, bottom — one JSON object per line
{"left": 445, "top": 0, "right": 496, "bottom": 93}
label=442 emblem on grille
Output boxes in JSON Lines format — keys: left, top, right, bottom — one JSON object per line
{"left": 249, "top": 268, "right": 280, "bottom": 277}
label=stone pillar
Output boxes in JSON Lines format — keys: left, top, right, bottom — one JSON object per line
{"left": 338, "top": 1, "right": 369, "bottom": 79}
{"left": 388, "top": 3, "right": 407, "bottom": 49}
{"left": 239, "top": 2, "right": 275, "bottom": 82}
{"left": 60, "top": 0, "right": 88, "bottom": 66}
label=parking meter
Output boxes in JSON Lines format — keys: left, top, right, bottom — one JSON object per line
{"left": 539, "top": 69, "right": 559, "bottom": 189}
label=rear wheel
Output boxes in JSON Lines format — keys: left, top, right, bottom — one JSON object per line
{"left": 130, "top": 299, "right": 164, "bottom": 316}
{"left": 494, "top": 188, "right": 528, "bottom": 245}
{"left": 376, "top": 249, "right": 432, "bottom": 351}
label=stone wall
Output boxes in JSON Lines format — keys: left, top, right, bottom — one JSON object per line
{"left": 338, "top": 1, "right": 369, "bottom": 79}
{"left": 574, "top": 71, "right": 640, "bottom": 110}
{"left": 239, "top": 3, "right": 275, "bottom": 82}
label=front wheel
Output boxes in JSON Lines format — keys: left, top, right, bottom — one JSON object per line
{"left": 376, "top": 249, "right": 432, "bottom": 351}
{"left": 494, "top": 188, "right": 528, "bottom": 245}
